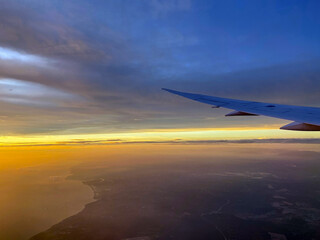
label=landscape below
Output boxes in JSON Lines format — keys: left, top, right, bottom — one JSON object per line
{"left": 4, "top": 142, "right": 317, "bottom": 240}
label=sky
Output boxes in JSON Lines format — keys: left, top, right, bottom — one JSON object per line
{"left": 0, "top": 0, "right": 320, "bottom": 145}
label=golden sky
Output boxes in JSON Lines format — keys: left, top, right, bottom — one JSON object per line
{"left": 1, "top": 127, "right": 319, "bottom": 147}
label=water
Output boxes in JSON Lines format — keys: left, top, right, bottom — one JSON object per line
{"left": 0, "top": 159, "right": 93, "bottom": 240}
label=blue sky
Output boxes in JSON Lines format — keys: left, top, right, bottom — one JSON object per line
{"left": 0, "top": 0, "right": 319, "bottom": 136}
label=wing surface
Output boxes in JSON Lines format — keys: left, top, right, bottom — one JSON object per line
{"left": 162, "top": 88, "right": 320, "bottom": 131}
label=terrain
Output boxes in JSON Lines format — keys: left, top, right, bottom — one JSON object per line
{"left": 30, "top": 143, "right": 320, "bottom": 240}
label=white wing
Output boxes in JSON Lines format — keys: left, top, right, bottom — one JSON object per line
{"left": 162, "top": 88, "right": 320, "bottom": 131}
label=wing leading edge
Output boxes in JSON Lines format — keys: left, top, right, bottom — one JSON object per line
{"left": 162, "top": 88, "right": 320, "bottom": 131}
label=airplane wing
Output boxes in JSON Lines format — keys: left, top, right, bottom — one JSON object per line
{"left": 162, "top": 88, "right": 320, "bottom": 131}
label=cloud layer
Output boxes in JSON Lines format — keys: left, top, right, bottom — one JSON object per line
{"left": 0, "top": 0, "right": 320, "bottom": 135}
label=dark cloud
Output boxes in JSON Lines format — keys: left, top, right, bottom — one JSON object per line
{"left": 0, "top": 1, "right": 104, "bottom": 61}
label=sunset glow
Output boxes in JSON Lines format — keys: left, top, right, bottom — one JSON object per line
{"left": 1, "top": 127, "right": 319, "bottom": 147}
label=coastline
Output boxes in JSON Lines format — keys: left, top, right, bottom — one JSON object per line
{"left": 28, "top": 173, "right": 96, "bottom": 239}
{"left": 29, "top": 177, "right": 98, "bottom": 240}
{"left": 0, "top": 163, "right": 95, "bottom": 240}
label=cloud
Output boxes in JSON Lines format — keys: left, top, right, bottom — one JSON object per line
{"left": 0, "top": 78, "right": 79, "bottom": 107}
{"left": 0, "top": 1, "right": 103, "bottom": 62}
{"left": 0, "top": 46, "right": 46, "bottom": 64}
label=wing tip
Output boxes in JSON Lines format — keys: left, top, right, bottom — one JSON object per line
{"left": 161, "top": 88, "right": 173, "bottom": 91}
{"left": 161, "top": 88, "right": 179, "bottom": 94}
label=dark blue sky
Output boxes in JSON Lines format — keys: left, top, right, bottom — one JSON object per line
{"left": 0, "top": 0, "right": 319, "bottom": 135}
{"left": 83, "top": 0, "right": 320, "bottom": 76}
